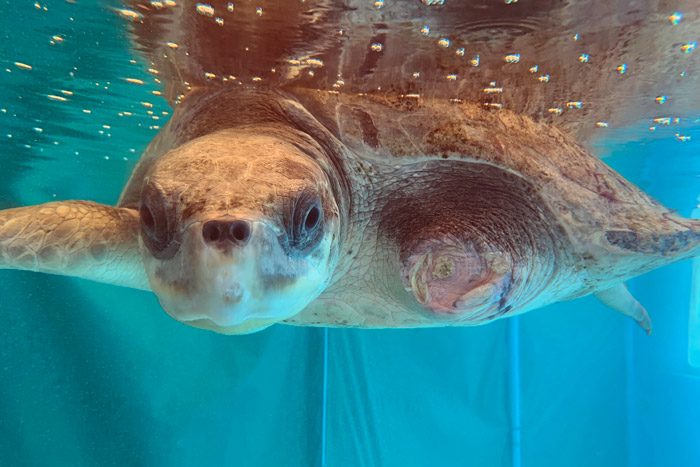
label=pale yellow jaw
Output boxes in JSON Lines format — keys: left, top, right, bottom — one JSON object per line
{"left": 144, "top": 220, "right": 336, "bottom": 334}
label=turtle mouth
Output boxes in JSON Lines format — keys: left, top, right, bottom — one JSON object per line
{"left": 179, "top": 317, "right": 278, "bottom": 335}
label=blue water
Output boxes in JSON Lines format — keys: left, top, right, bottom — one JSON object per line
{"left": 1, "top": 1, "right": 700, "bottom": 466}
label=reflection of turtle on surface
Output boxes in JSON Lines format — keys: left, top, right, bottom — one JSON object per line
{"left": 1, "top": 0, "right": 699, "bottom": 334}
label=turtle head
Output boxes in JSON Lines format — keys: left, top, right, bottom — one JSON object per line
{"left": 137, "top": 128, "right": 343, "bottom": 334}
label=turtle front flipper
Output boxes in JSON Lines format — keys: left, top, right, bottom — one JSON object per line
{"left": 0, "top": 201, "right": 149, "bottom": 290}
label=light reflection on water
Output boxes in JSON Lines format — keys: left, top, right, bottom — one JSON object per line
{"left": 2, "top": 0, "right": 699, "bottom": 196}
{"left": 124, "top": 0, "right": 700, "bottom": 144}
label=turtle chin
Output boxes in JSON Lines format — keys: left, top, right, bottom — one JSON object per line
{"left": 142, "top": 220, "right": 336, "bottom": 335}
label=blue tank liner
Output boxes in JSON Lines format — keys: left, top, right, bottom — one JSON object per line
{"left": 689, "top": 205, "right": 700, "bottom": 369}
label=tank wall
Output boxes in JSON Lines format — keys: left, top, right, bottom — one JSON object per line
{"left": 621, "top": 134, "right": 700, "bottom": 467}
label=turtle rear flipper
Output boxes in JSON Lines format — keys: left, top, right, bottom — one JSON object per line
{"left": 594, "top": 283, "right": 652, "bottom": 335}
{"left": 0, "top": 201, "right": 149, "bottom": 290}
{"left": 589, "top": 214, "right": 700, "bottom": 334}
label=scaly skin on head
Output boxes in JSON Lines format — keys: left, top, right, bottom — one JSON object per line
{"left": 136, "top": 125, "right": 345, "bottom": 334}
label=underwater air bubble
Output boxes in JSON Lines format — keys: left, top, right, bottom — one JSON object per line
{"left": 668, "top": 12, "right": 682, "bottom": 25}
{"left": 306, "top": 58, "right": 324, "bottom": 67}
{"left": 681, "top": 42, "right": 696, "bottom": 53}
{"left": 116, "top": 9, "right": 143, "bottom": 22}
{"left": 196, "top": 3, "right": 214, "bottom": 17}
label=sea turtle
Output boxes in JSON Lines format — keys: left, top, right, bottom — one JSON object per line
{"left": 1, "top": 0, "right": 699, "bottom": 335}
{"left": 2, "top": 85, "right": 699, "bottom": 334}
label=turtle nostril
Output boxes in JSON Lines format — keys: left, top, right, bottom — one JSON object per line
{"left": 203, "top": 219, "right": 251, "bottom": 247}
{"left": 230, "top": 220, "right": 251, "bottom": 244}
{"left": 202, "top": 221, "right": 224, "bottom": 243}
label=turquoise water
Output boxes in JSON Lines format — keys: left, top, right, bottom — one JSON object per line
{"left": 1, "top": 1, "right": 700, "bottom": 466}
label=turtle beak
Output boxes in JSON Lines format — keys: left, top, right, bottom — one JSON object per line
{"left": 184, "top": 216, "right": 293, "bottom": 327}
{"left": 146, "top": 215, "right": 325, "bottom": 334}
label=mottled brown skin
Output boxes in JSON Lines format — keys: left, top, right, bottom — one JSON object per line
{"left": 2, "top": 86, "right": 698, "bottom": 333}
{"left": 0, "top": 202, "right": 145, "bottom": 289}
{"left": 286, "top": 88, "right": 700, "bottom": 329}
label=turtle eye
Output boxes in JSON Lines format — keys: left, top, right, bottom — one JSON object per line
{"left": 305, "top": 205, "right": 320, "bottom": 231}
{"left": 290, "top": 190, "right": 323, "bottom": 254}
{"left": 140, "top": 184, "right": 182, "bottom": 260}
